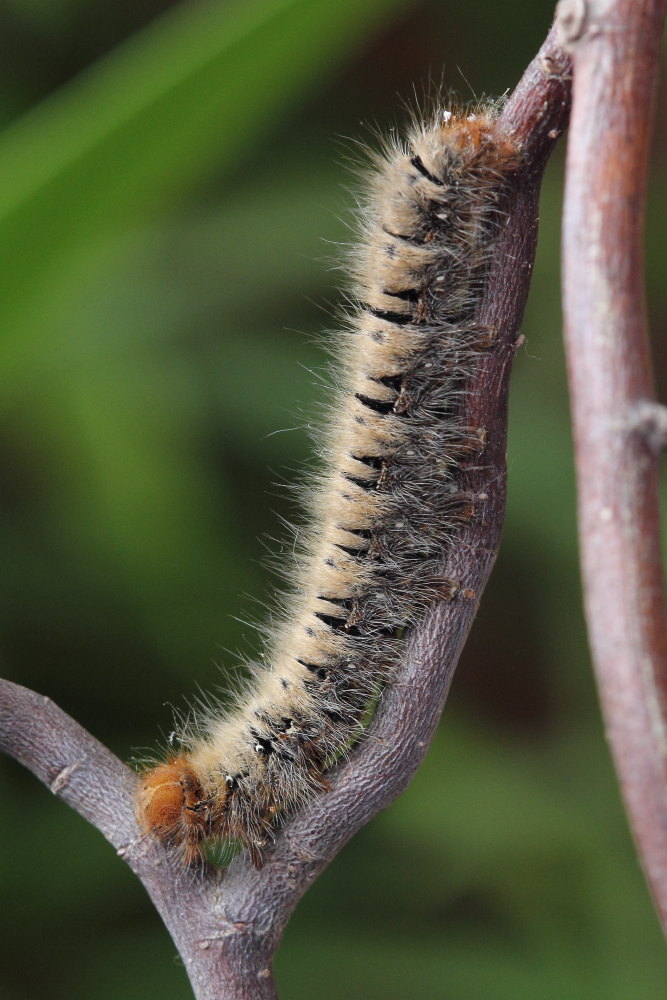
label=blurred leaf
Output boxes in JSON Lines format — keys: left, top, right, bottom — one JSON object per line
{"left": 0, "top": 0, "right": 413, "bottom": 397}
{"left": 1, "top": 0, "right": 91, "bottom": 31}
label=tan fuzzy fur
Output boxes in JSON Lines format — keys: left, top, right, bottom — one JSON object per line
{"left": 136, "top": 108, "right": 518, "bottom": 866}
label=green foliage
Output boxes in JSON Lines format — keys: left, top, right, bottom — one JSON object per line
{"left": 1, "top": 1, "right": 666, "bottom": 998}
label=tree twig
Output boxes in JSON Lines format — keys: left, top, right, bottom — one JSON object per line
{"left": 559, "top": 0, "right": 667, "bottom": 931}
{"left": 0, "top": 23, "right": 571, "bottom": 1000}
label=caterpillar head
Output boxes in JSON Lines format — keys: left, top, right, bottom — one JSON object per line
{"left": 136, "top": 757, "right": 221, "bottom": 865}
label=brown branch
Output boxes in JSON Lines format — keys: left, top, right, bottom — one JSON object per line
{"left": 0, "top": 24, "right": 571, "bottom": 1000}
{"left": 559, "top": 0, "right": 667, "bottom": 931}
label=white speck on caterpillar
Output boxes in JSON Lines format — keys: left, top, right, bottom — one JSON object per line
{"left": 136, "top": 104, "right": 519, "bottom": 868}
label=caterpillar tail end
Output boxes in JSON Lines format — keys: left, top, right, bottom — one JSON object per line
{"left": 136, "top": 756, "right": 220, "bottom": 866}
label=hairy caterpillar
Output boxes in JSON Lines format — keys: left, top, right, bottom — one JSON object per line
{"left": 136, "top": 107, "right": 518, "bottom": 866}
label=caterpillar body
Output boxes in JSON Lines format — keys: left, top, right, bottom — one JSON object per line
{"left": 137, "top": 108, "right": 518, "bottom": 866}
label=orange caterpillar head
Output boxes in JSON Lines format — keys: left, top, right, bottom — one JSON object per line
{"left": 136, "top": 757, "right": 222, "bottom": 865}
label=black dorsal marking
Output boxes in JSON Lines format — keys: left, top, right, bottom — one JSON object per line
{"left": 343, "top": 471, "right": 376, "bottom": 490}
{"left": 250, "top": 731, "right": 274, "bottom": 755}
{"left": 297, "top": 658, "right": 328, "bottom": 680}
{"left": 375, "top": 374, "right": 403, "bottom": 392}
{"left": 345, "top": 526, "right": 372, "bottom": 539}
{"left": 410, "top": 154, "right": 444, "bottom": 186}
{"left": 354, "top": 393, "right": 395, "bottom": 415}
{"left": 381, "top": 224, "right": 423, "bottom": 245}
{"left": 383, "top": 287, "right": 420, "bottom": 303}
{"left": 368, "top": 307, "right": 411, "bottom": 326}
{"left": 318, "top": 594, "right": 354, "bottom": 611}
{"left": 314, "top": 612, "right": 347, "bottom": 630}
{"left": 335, "top": 543, "right": 367, "bottom": 557}
{"left": 352, "top": 454, "right": 383, "bottom": 470}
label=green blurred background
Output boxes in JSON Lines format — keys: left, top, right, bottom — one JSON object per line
{"left": 1, "top": 0, "right": 666, "bottom": 997}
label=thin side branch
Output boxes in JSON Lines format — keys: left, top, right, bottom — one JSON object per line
{"left": 0, "top": 24, "right": 572, "bottom": 1000}
{"left": 559, "top": 0, "right": 667, "bottom": 930}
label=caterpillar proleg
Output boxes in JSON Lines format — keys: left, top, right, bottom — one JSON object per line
{"left": 137, "top": 106, "right": 518, "bottom": 866}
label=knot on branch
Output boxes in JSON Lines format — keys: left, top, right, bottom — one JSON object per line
{"left": 628, "top": 401, "right": 667, "bottom": 454}
{"left": 556, "top": 0, "right": 589, "bottom": 45}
